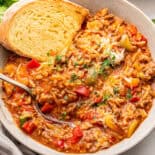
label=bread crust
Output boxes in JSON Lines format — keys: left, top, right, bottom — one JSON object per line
{"left": 0, "top": 0, "right": 36, "bottom": 51}
{"left": 0, "top": 0, "right": 89, "bottom": 61}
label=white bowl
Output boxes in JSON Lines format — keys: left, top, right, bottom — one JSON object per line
{"left": 0, "top": 0, "right": 155, "bottom": 154}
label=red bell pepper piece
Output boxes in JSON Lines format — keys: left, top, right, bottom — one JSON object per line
{"left": 27, "top": 59, "right": 40, "bottom": 69}
{"left": 81, "top": 112, "right": 94, "bottom": 120}
{"left": 130, "top": 96, "right": 140, "bottom": 103}
{"left": 70, "top": 126, "right": 83, "bottom": 144}
{"left": 41, "top": 103, "right": 53, "bottom": 113}
{"left": 73, "top": 126, "right": 83, "bottom": 138}
{"left": 109, "top": 136, "right": 116, "bottom": 144}
{"left": 94, "top": 96, "right": 102, "bottom": 103}
{"left": 56, "top": 140, "right": 64, "bottom": 149}
{"left": 22, "top": 121, "right": 37, "bottom": 134}
{"left": 75, "top": 86, "right": 90, "bottom": 97}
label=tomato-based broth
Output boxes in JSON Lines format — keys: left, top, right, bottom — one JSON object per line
{"left": 2, "top": 9, "right": 155, "bottom": 153}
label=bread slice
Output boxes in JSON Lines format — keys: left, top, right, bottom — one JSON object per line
{"left": 0, "top": 0, "right": 89, "bottom": 61}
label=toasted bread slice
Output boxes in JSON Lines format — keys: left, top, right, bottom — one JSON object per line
{"left": 0, "top": 0, "right": 89, "bottom": 61}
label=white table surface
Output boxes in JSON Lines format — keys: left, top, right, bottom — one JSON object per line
{"left": 122, "top": 0, "right": 155, "bottom": 155}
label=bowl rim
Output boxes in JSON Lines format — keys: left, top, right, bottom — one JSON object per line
{"left": 0, "top": 0, "right": 155, "bottom": 155}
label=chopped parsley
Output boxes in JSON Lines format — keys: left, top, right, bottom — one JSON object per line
{"left": 98, "top": 55, "right": 116, "bottom": 76}
{"left": 19, "top": 117, "right": 27, "bottom": 127}
{"left": 47, "top": 51, "right": 51, "bottom": 56}
{"left": 102, "top": 54, "right": 116, "bottom": 69}
{"left": 152, "top": 19, "right": 155, "bottom": 24}
{"left": 113, "top": 87, "right": 119, "bottom": 95}
{"left": 110, "top": 54, "right": 116, "bottom": 67}
{"left": 70, "top": 73, "right": 78, "bottom": 82}
{"left": 60, "top": 112, "right": 67, "bottom": 120}
{"left": 82, "top": 64, "right": 89, "bottom": 69}
{"left": 98, "top": 68, "right": 108, "bottom": 77}
{"left": 19, "top": 113, "right": 32, "bottom": 127}
{"left": 111, "top": 54, "right": 116, "bottom": 61}
{"left": 103, "top": 94, "right": 111, "bottom": 102}
{"left": 126, "top": 89, "right": 132, "bottom": 99}
{"left": 74, "top": 62, "right": 79, "bottom": 67}
{"left": 55, "top": 55, "right": 62, "bottom": 63}
{"left": 98, "top": 59, "right": 112, "bottom": 76}
{"left": 102, "top": 59, "right": 111, "bottom": 67}
{"left": 93, "top": 94, "right": 111, "bottom": 107}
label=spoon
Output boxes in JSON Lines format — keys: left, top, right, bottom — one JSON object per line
{"left": 0, "top": 73, "right": 75, "bottom": 128}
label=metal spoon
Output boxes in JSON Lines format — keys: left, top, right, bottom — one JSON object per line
{"left": 0, "top": 73, "right": 75, "bottom": 128}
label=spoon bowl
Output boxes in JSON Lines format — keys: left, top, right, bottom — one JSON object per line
{"left": 0, "top": 73, "right": 75, "bottom": 128}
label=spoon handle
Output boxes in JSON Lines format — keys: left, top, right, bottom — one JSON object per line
{"left": 0, "top": 73, "right": 31, "bottom": 94}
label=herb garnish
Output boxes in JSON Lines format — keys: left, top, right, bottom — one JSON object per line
{"left": 82, "top": 64, "right": 89, "bottom": 69}
{"left": 60, "top": 112, "right": 67, "bottom": 120}
{"left": 55, "top": 55, "right": 62, "bottom": 63}
{"left": 47, "top": 51, "right": 51, "bottom": 56}
{"left": 19, "top": 117, "right": 27, "bottom": 127}
{"left": 98, "top": 58, "right": 114, "bottom": 76}
{"left": 113, "top": 87, "right": 119, "bottom": 95}
{"left": 70, "top": 73, "right": 78, "bottom": 82}
{"left": 102, "top": 59, "right": 111, "bottom": 68}
{"left": 93, "top": 94, "right": 111, "bottom": 107}
{"left": 126, "top": 89, "right": 132, "bottom": 99}
{"left": 74, "top": 62, "right": 79, "bottom": 67}
{"left": 103, "top": 94, "right": 111, "bottom": 102}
